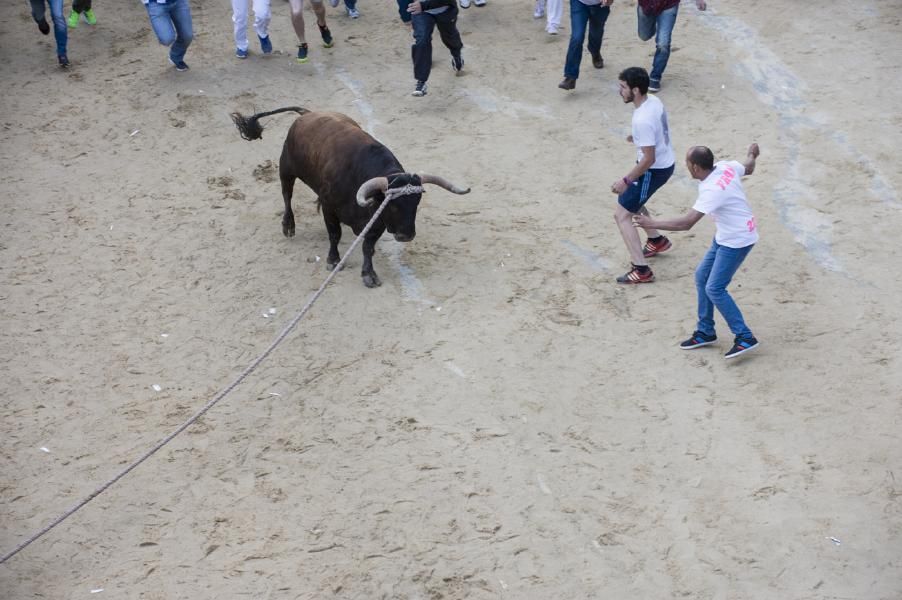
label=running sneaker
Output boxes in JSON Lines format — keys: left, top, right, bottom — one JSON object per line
{"left": 67, "top": 11, "right": 79, "bottom": 28}
{"left": 616, "top": 265, "right": 654, "bottom": 284}
{"left": 534, "top": 0, "right": 544, "bottom": 18}
{"left": 37, "top": 17, "right": 50, "bottom": 35}
{"left": 169, "top": 57, "right": 189, "bottom": 72}
{"left": 412, "top": 81, "right": 428, "bottom": 97}
{"left": 318, "top": 23, "right": 334, "bottom": 48}
{"left": 459, "top": 0, "right": 471, "bottom": 7}
{"left": 649, "top": 79, "right": 661, "bottom": 93}
{"left": 724, "top": 336, "right": 759, "bottom": 359}
{"left": 84, "top": 9, "right": 97, "bottom": 25}
{"left": 329, "top": 0, "right": 339, "bottom": 6}
{"left": 297, "top": 43, "right": 309, "bottom": 63}
{"left": 258, "top": 34, "right": 272, "bottom": 54}
{"left": 236, "top": 47, "right": 249, "bottom": 59}
{"left": 474, "top": 0, "right": 486, "bottom": 5}
{"left": 680, "top": 331, "right": 718, "bottom": 349}
{"left": 451, "top": 54, "right": 464, "bottom": 75}
{"left": 643, "top": 235, "right": 672, "bottom": 258}
{"left": 58, "top": 54, "right": 70, "bottom": 68}
{"left": 347, "top": 7, "right": 360, "bottom": 18}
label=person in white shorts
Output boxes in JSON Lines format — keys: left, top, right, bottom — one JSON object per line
{"left": 231, "top": 0, "right": 272, "bottom": 59}
{"left": 633, "top": 143, "right": 762, "bottom": 359}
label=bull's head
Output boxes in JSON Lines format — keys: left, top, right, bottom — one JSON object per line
{"left": 356, "top": 173, "right": 470, "bottom": 243}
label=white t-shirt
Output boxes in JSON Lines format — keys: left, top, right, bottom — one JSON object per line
{"left": 693, "top": 160, "right": 759, "bottom": 248}
{"left": 631, "top": 95, "right": 675, "bottom": 169}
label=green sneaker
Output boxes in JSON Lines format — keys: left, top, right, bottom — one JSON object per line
{"left": 84, "top": 9, "right": 97, "bottom": 25}
{"left": 67, "top": 11, "right": 79, "bottom": 28}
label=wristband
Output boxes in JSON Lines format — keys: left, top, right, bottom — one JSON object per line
{"left": 622, "top": 176, "right": 632, "bottom": 186}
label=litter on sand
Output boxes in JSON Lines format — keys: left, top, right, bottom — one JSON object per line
{"left": 268, "top": 392, "right": 281, "bottom": 397}
{"left": 39, "top": 447, "right": 50, "bottom": 453}
{"left": 262, "top": 312, "right": 270, "bottom": 319}
{"left": 129, "top": 130, "right": 140, "bottom": 137}
{"left": 268, "top": 308, "right": 276, "bottom": 315}
{"left": 90, "top": 589, "right": 104, "bottom": 594}
{"left": 160, "top": 333, "right": 169, "bottom": 338}
{"left": 152, "top": 384, "right": 162, "bottom": 392}
{"left": 827, "top": 536, "right": 842, "bottom": 545}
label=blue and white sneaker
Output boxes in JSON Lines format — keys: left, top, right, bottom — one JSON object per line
{"left": 724, "top": 336, "right": 759, "bottom": 359}
{"left": 169, "top": 57, "right": 189, "bottom": 71}
{"left": 680, "top": 331, "right": 717, "bottom": 349}
{"left": 258, "top": 34, "right": 272, "bottom": 54}
{"left": 347, "top": 7, "right": 360, "bottom": 18}
{"left": 236, "top": 47, "right": 248, "bottom": 59}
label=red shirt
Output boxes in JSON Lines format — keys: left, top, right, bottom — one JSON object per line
{"left": 638, "top": 0, "right": 680, "bottom": 16}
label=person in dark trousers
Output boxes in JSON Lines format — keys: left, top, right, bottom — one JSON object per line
{"left": 558, "top": 0, "right": 612, "bottom": 91}
{"left": 30, "top": 0, "right": 69, "bottom": 67}
{"left": 634, "top": 143, "right": 761, "bottom": 359}
{"left": 407, "top": 0, "right": 464, "bottom": 97}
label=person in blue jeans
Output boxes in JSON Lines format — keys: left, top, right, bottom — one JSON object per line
{"left": 633, "top": 143, "right": 762, "bottom": 359}
{"left": 557, "top": 0, "right": 612, "bottom": 91}
{"left": 141, "top": 0, "right": 194, "bottom": 72}
{"left": 407, "top": 0, "right": 464, "bottom": 97}
{"left": 636, "top": 0, "right": 706, "bottom": 92}
{"left": 30, "top": 0, "right": 69, "bottom": 67}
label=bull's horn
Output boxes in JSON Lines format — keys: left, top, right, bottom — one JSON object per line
{"left": 356, "top": 177, "right": 389, "bottom": 207}
{"left": 419, "top": 174, "right": 471, "bottom": 195}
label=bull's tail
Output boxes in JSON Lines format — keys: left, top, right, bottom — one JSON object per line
{"left": 230, "top": 106, "right": 310, "bottom": 141}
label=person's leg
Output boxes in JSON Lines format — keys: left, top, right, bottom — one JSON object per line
{"left": 30, "top": 0, "right": 50, "bottom": 34}
{"left": 434, "top": 10, "right": 462, "bottom": 57}
{"left": 694, "top": 242, "right": 718, "bottom": 336}
{"left": 564, "top": 0, "right": 589, "bottom": 79}
{"left": 253, "top": 0, "right": 272, "bottom": 43}
{"left": 636, "top": 3, "right": 655, "bottom": 41}
{"left": 636, "top": 165, "right": 673, "bottom": 240}
{"left": 288, "top": 0, "right": 307, "bottom": 44}
{"left": 146, "top": 1, "right": 177, "bottom": 47}
{"left": 232, "top": 0, "right": 249, "bottom": 52}
{"left": 167, "top": 0, "right": 194, "bottom": 64}
{"left": 649, "top": 5, "right": 677, "bottom": 84}
{"left": 585, "top": 4, "right": 609, "bottom": 58}
{"left": 397, "top": 0, "right": 411, "bottom": 23}
{"left": 614, "top": 204, "right": 648, "bottom": 267}
{"left": 546, "top": 0, "right": 562, "bottom": 30}
{"left": 411, "top": 13, "right": 436, "bottom": 82}
{"left": 310, "top": 0, "right": 332, "bottom": 46}
{"left": 46, "top": 0, "right": 67, "bottom": 56}
{"left": 704, "top": 243, "right": 754, "bottom": 339}
{"left": 344, "top": 0, "right": 357, "bottom": 11}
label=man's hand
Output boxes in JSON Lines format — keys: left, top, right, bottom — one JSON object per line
{"left": 633, "top": 214, "right": 652, "bottom": 228}
{"left": 748, "top": 142, "right": 760, "bottom": 158}
{"left": 611, "top": 179, "right": 629, "bottom": 195}
{"left": 626, "top": 134, "right": 633, "bottom": 143}
{"left": 695, "top": 0, "right": 707, "bottom": 10}
{"left": 407, "top": 1, "right": 423, "bottom": 14}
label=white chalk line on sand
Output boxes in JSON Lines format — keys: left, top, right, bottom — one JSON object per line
{"left": 699, "top": 10, "right": 900, "bottom": 274}
{"left": 561, "top": 240, "right": 611, "bottom": 273}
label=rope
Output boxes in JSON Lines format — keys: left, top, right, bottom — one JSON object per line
{"left": 0, "top": 195, "right": 396, "bottom": 565}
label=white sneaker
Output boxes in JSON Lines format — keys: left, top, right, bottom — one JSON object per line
{"left": 533, "top": 0, "right": 544, "bottom": 18}
{"left": 546, "top": 24, "right": 558, "bottom": 35}
{"left": 459, "top": 0, "right": 470, "bottom": 7}
{"left": 347, "top": 7, "right": 360, "bottom": 18}
{"left": 473, "top": 0, "right": 486, "bottom": 5}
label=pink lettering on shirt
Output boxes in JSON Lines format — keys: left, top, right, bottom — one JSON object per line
{"left": 715, "top": 166, "right": 735, "bottom": 191}
{"left": 747, "top": 216, "right": 756, "bottom": 232}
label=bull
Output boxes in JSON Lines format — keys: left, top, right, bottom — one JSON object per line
{"left": 231, "top": 107, "right": 470, "bottom": 287}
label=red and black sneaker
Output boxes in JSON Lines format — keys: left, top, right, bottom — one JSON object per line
{"left": 643, "top": 235, "right": 672, "bottom": 258}
{"left": 616, "top": 264, "right": 654, "bottom": 284}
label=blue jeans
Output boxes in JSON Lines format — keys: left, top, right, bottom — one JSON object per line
{"left": 564, "top": 0, "right": 609, "bottom": 79}
{"left": 145, "top": 0, "right": 194, "bottom": 63}
{"left": 30, "top": 0, "right": 67, "bottom": 56}
{"left": 695, "top": 240, "right": 754, "bottom": 340}
{"left": 397, "top": 0, "right": 410, "bottom": 23}
{"left": 411, "top": 10, "right": 462, "bottom": 83}
{"left": 344, "top": 0, "right": 357, "bottom": 9}
{"left": 637, "top": 4, "right": 677, "bottom": 84}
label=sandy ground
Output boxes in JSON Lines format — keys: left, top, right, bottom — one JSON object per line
{"left": 2, "top": 0, "right": 901, "bottom": 598}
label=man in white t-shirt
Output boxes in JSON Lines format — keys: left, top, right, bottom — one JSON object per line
{"left": 633, "top": 143, "right": 761, "bottom": 359}
{"left": 610, "top": 66, "right": 675, "bottom": 284}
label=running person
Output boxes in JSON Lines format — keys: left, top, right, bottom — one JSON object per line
{"left": 633, "top": 143, "right": 761, "bottom": 359}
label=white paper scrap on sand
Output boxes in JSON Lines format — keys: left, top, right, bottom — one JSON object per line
{"left": 827, "top": 536, "right": 842, "bottom": 545}
{"left": 90, "top": 589, "right": 104, "bottom": 594}
{"left": 268, "top": 392, "right": 281, "bottom": 397}
{"left": 536, "top": 474, "right": 552, "bottom": 495}
{"left": 152, "top": 384, "right": 162, "bottom": 392}
{"left": 40, "top": 447, "right": 50, "bottom": 453}
{"left": 129, "top": 130, "right": 140, "bottom": 137}
{"left": 268, "top": 308, "right": 276, "bottom": 314}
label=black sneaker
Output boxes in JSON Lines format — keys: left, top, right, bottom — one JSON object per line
{"left": 724, "top": 336, "right": 759, "bottom": 359}
{"left": 680, "top": 330, "right": 717, "bottom": 350}
{"left": 296, "top": 43, "right": 309, "bottom": 63}
{"left": 412, "top": 81, "right": 428, "bottom": 97}
{"left": 318, "top": 23, "right": 334, "bottom": 48}
{"left": 168, "top": 57, "right": 189, "bottom": 72}
{"left": 451, "top": 54, "right": 464, "bottom": 75}
{"left": 58, "top": 54, "right": 70, "bottom": 68}
{"left": 37, "top": 17, "right": 50, "bottom": 35}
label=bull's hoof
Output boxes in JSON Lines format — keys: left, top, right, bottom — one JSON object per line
{"left": 282, "top": 223, "right": 295, "bottom": 237}
{"left": 362, "top": 272, "right": 382, "bottom": 288}
{"left": 327, "top": 261, "right": 343, "bottom": 272}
